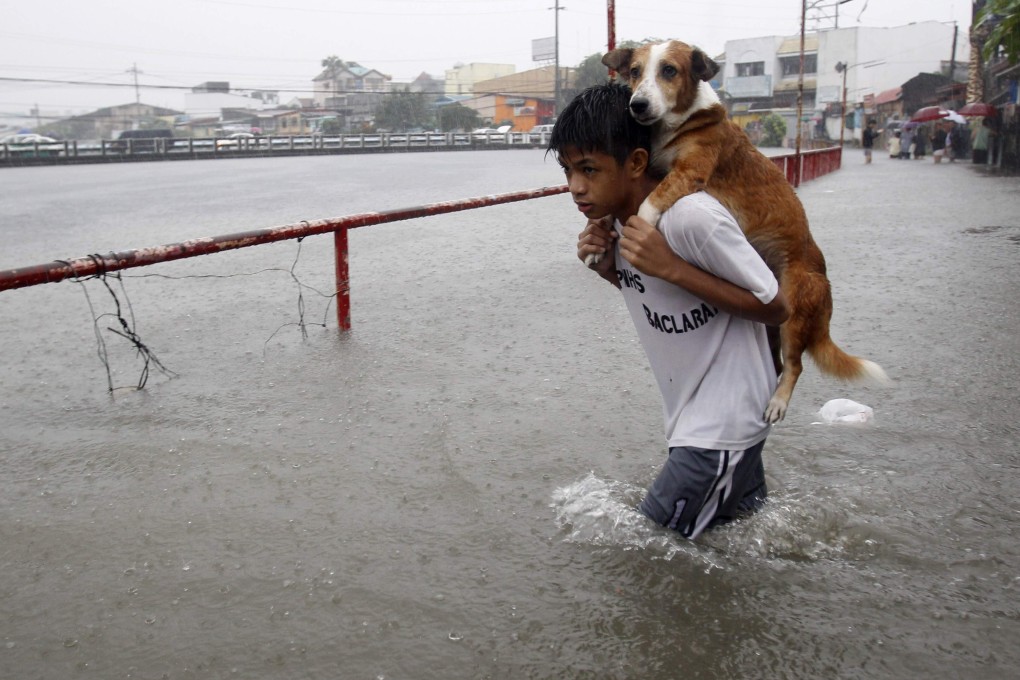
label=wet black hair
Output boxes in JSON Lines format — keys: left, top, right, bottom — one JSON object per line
{"left": 547, "top": 82, "right": 652, "bottom": 167}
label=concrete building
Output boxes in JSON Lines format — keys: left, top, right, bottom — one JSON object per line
{"left": 722, "top": 21, "right": 969, "bottom": 145}
{"left": 313, "top": 62, "right": 392, "bottom": 131}
{"left": 41, "top": 102, "right": 182, "bottom": 141}
{"left": 467, "top": 66, "right": 572, "bottom": 129}
{"left": 183, "top": 82, "right": 278, "bottom": 119}
{"left": 444, "top": 63, "right": 515, "bottom": 96}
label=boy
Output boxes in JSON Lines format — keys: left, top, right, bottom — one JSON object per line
{"left": 549, "top": 84, "right": 789, "bottom": 539}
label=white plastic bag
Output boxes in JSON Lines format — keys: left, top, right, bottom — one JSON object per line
{"left": 816, "top": 398, "right": 873, "bottom": 424}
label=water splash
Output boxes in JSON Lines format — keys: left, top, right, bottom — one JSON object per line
{"left": 550, "top": 472, "right": 711, "bottom": 564}
{"left": 551, "top": 472, "right": 876, "bottom": 566}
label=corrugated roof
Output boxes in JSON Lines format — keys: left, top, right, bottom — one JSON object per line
{"left": 874, "top": 87, "right": 903, "bottom": 105}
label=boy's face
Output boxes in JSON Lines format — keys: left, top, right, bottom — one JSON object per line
{"left": 557, "top": 145, "right": 637, "bottom": 222}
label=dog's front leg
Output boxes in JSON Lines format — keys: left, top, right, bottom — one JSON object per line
{"left": 638, "top": 149, "right": 718, "bottom": 228}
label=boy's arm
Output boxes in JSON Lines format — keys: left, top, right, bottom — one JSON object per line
{"left": 618, "top": 214, "right": 789, "bottom": 327}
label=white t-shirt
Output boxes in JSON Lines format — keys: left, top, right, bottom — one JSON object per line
{"left": 614, "top": 191, "right": 779, "bottom": 450}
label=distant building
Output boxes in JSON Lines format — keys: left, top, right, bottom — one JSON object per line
{"left": 444, "top": 63, "right": 515, "bottom": 96}
{"left": 408, "top": 72, "right": 444, "bottom": 95}
{"left": 721, "top": 21, "right": 968, "bottom": 145}
{"left": 467, "top": 66, "right": 574, "bottom": 130}
{"left": 183, "top": 82, "right": 278, "bottom": 119}
{"left": 313, "top": 61, "right": 392, "bottom": 131}
{"left": 41, "top": 102, "right": 182, "bottom": 140}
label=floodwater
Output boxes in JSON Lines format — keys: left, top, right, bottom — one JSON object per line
{"left": 1, "top": 150, "right": 1018, "bottom": 679}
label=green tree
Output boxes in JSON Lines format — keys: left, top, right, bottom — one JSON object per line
{"left": 319, "top": 117, "right": 344, "bottom": 135}
{"left": 321, "top": 55, "right": 345, "bottom": 73}
{"left": 760, "top": 113, "right": 787, "bottom": 147}
{"left": 979, "top": 0, "right": 1020, "bottom": 64}
{"left": 374, "top": 89, "right": 432, "bottom": 131}
{"left": 573, "top": 52, "right": 612, "bottom": 91}
{"left": 436, "top": 102, "right": 481, "bottom": 131}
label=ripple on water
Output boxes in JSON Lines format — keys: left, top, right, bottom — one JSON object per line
{"left": 550, "top": 472, "right": 881, "bottom": 566}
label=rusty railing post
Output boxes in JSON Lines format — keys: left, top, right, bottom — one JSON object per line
{"left": 334, "top": 226, "right": 351, "bottom": 331}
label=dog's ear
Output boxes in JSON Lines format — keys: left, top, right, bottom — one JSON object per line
{"left": 691, "top": 48, "right": 720, "bottom": 82}
{"left": 602, "top": 48, "right": 634, "bottom": 73}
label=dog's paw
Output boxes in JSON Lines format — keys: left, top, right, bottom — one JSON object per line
{"left": 584, "top": 252, "right": 604, "bottom": 267}
{"left": 637, "top": 200, "right": 662, "bottom": 226}
{"left": 764, "top": 395, "right": 788, "bottom": 424}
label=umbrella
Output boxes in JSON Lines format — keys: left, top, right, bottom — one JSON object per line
{"left": 910, "top": 106, "right": 949, "bottom": 122}
{"left": 959, "top": 102, "right": 997, "bottom": 117}
{"left": 944, "top": 111, "right": 967, "bottom": 125}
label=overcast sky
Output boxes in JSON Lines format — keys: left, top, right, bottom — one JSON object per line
{"left": 0, "top": 0, "right": 973, "bottom": 119}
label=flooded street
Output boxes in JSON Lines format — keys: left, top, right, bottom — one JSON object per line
{"left": 1, "top": 149, "right": 1018, "bottom": 679}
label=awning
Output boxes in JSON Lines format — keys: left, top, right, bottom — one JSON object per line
{"left": 778, "top": 35, "right": 818, "bottom": 54}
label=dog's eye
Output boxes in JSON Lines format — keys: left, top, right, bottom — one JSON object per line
{"left": 661, "top": 64, "right": 678, "bottom": 79}
{"left": 629, "top": 66, "right": 641, "bottom": 79}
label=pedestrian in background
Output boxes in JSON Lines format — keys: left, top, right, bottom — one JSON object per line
{"left": 899, "top": 126, "right": 915, "bottom": 160}
{"left": 932, "top": 122, "right": 947, "bottom": 164}
{"left": 861, "top": 119, "right": 881, "bottom": 164}
{"left": 972, "top": 118, "right": 990, "bottom": 165}
{"left": 888, "top": 130, "right": 901, "bottom": 159}
{"left": 913, "top": 126, "right": 928, "bottom": 159}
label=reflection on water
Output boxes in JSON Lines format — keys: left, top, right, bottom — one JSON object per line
{"left": 1, "top": 152, "right": 1019, "bottom": 679}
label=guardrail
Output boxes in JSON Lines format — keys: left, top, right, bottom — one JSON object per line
{"left": 771, "top": 145, "right": 842, "bottom": 186}
{"left": 0, "top": 144, "right": 841, "bottom": 331}
{"left": 0, "top": 186, "right": 570, "bottom": 330}
{"left": 0, "top": 131, "right": 552, "bottom": 165}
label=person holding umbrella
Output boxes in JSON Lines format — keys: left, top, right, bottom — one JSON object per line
{"left": 932, "top": 122, "right": 948, "bottom": 164}
{"left": 899, "top": 125, "right": 915, "bottom": 159}
{"left": 913, "top": 125, "right": 928, "bottom": 159}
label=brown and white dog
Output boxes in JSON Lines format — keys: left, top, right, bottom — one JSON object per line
{"left": 602, "top": 39, "right": 888, "bottom": 422}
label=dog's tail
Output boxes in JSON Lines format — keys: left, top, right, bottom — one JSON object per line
{"left": 809, "top": 337, "right": 891, "bottom": 385}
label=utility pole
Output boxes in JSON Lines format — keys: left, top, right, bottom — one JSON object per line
{"left": 551, "top": 1, "right": 564, "bottom": 118}
{"left": 949, "top": 22, "right": 959, "bottom": 80}
{"left": 795, "top": 0, "right": 807, "bottom": 187}
{"left": 807, "top": 0, "right": 852, "bottom": 30}
{"left": 127, "top": 63, "right": 143, "bottom": 104}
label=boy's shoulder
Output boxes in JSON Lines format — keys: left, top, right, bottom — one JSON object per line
{"left": 663, "top": 191, "right": 734, "bottom": 227}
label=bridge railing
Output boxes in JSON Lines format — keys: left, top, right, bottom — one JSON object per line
{"left": 771, "top": 145, "right": 843, "bottom": 186}
{"left": 0, "top": 145, "right": 841, "bottom": 330}
{"left": 0, "top": 186, "right": 570, "bottom": 330}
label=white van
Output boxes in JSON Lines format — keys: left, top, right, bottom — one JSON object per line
{"left": 530, "top": 124, "right": 555, "bottom": 136}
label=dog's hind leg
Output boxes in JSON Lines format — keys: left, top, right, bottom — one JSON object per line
{"left": 766, "top": 324, "right": 783, "bottom": 377}
{"left": 764, "top": 318, "right": 807, "bottom": 423}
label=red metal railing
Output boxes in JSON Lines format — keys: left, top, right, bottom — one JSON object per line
{"left": 0, "top": 145, "right": 842, "bottom": 331}
{"left": 771, "top": 145, "right": 843, "bottom": 186}
{"left": 0, "top": 185, "right": 569, "bottom": 330}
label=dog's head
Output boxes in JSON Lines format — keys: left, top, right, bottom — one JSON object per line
{"left": 603, "top": 41, "right": 719, "bottom": 127}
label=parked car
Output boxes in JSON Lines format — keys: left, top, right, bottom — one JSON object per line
{"left": 215, "top": 132, "right": 256, "bottom": 149}
{"left": 1, "top": 133, "right": 63, "bottom": 157}
{"left": 2, "top": 133, "right": 58, "bottom": 145}
{"left": 111, "top": 129, "right": 175, "bottom": 153}
{"left": 529, "top": 124, "right": 555, "bottom": 136}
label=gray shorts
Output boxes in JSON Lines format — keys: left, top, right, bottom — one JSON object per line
{"left": 638, "top": 439, "right": 768, "bottom": 539}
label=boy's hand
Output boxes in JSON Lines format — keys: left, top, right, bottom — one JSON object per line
{"left": 577, "top": 216, "right": 617, "bottom": 278}
{"left": 619, "top": 215, "right": 680, "bottom": 279}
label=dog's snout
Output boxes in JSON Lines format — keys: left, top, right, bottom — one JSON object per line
{"left": 630, "top": 98, "right": 649, "bottom": 116}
